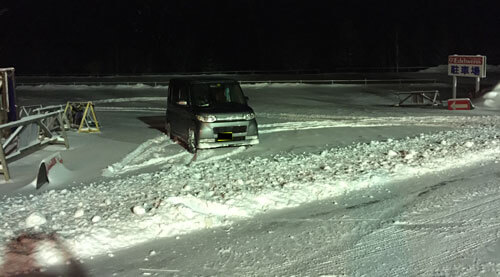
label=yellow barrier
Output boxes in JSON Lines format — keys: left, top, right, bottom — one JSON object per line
{"left": 64, "top": 102, "right": 100, "bottom": 133}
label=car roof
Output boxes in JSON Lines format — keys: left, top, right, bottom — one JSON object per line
{"left": 169, "top": 76, "right": 238, "bottom": 84}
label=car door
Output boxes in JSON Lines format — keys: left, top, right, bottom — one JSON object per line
{"left": 175, "top": 83, "right": 194, "bottom": 140}
{"left": 167, "top": 81, "right": 180, "bottom": 135}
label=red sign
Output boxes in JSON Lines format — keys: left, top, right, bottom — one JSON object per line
{"left": 448, "top": 56, "right": 484, "bottom": 65}
{"left": 448, "top": 98, "right": 472, "bottom": 110}
{"left": 46, "top": 157, "right": 63, "bottom": 172}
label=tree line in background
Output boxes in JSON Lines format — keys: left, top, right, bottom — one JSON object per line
{"left": 1, "top": 0, "right": 499, "bottom": 75}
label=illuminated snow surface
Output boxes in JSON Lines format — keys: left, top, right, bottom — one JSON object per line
{"left": 483, "top": 83, "right": 500, "bottom": 109}
{"left": 1, "top": 82, "right": 500, "bottom": 276}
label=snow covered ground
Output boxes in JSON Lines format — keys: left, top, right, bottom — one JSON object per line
{"left": 1, "top": 82, "right": 500, "bottom": 276}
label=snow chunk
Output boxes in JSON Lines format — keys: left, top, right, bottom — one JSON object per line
{"left": 404, "top": 150, "right": 417, "bottom": 160}
{"left": 132, "top": 205, "right": 147, "bottom": 216}
{"left": 464, "top": 141, "right": 474, "bottom": 148}
{"left": 91, "top": 215, "right": 102, "bottom": 223}
{"left": 34, "top": 241, "right": 66, "bottom": 267}
{"left": 387, "top": 150, "right": 398, "bottom": 157}
{"left": 74, "top": 209, "right": 85, "bottom": 218}
{"left": 26, "top": 213, "right": 47, "bottom": 228}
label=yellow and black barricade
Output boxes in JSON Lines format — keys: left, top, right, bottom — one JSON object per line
{"left": 64, "top": 101, "right": 100, "bottom": 133}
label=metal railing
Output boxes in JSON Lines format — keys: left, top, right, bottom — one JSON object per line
{"left": 394, "top": 90, "right": 441, "bottom": 107}
{"left": 0, "top": 110, "right": 69, "bottom": 180}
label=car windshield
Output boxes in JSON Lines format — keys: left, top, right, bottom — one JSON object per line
{"left": 191, "top": 83, "right": 246, "bottom": 107}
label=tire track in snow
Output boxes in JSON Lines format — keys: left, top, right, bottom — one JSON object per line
{"left": 103, "top": 136, "right": 188, "bottom": 176}
{"left": 258, "top": 115, "right": 500, "bottom": 134}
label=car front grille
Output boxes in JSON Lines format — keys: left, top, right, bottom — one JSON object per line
{"left": 213, "top": 126, "right": 247, "bottom": 133}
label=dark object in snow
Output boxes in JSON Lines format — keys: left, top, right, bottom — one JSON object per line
{"left": 0, "top": 232, "right": 87, "bottom": 276}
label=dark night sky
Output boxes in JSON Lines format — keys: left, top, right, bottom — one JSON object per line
{"left": 1, "top": 1, "right": 499, "bottom": 74}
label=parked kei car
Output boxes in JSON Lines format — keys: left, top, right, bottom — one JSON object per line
{"left": 165, "top": 77, "right": 259, "bottom": 152}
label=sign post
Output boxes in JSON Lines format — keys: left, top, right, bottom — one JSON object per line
{"left": 452, "top": 75, "right": 457, "bottom": 99}
{"left": 447, "top": 55, "right": 487, "bottom": 110}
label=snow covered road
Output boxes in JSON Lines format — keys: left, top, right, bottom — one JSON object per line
{"left": 2, "top": 82, "right": 500, "bottom": 276}
{"left": 87, "top": 161, "right": 500, "bottom": 276}
{"left": 1, "top": 121, "right": 499, "bottom": 276}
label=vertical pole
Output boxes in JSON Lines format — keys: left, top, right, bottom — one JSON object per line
{"left": 475, "top": 77, "right": 480, "bottom": 96}
{"left": 57, "top": 113, "right": 70, "bottom": 149}
{"left": 452, "top": 76, "right": 457, "bottom": 99}
{"left": 0, "top": 143, "right": 10, "bottom": 181}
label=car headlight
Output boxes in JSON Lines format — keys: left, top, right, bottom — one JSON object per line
{"left": 244, "top": 113, "right": 255, "bottom": 120}
{"left": 196, "top": 115, "right": 217, "bottom": 122}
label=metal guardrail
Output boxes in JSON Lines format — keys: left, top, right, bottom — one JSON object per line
{"left": 15, "top": 78, "right": 438, "bottom": 87}
{"left": 0, "top": 110, "right": 69, "bottom": 180}
{"left": 18, "top": 105, "right": 42, "bottom": 118}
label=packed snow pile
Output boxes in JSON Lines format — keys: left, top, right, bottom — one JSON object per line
{"left": 0, "top": 118, "right": 499, "bottom": 262}
{"left": 104, "top": 115, "right": 493, "bottom": 177}
{"left": 483, "top": 83, "right": 500, "bottom": 109}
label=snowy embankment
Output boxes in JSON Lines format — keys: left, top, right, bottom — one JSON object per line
{"left": 1, "top": 117, "right": 500, "bottom": 265}
{"left": 483, "top": 82, "right": 500, "bottom": 109}
{"left": 17, "top": 83, "right": 168, "bottom": 90}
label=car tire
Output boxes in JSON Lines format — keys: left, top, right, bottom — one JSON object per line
{"left": 187, "top": 128, "right": 197, "bottom": 153}
{"left": 165, "top": 121, "right": 173, "bottom": 139}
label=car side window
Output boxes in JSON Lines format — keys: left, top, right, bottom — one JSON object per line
{"left": 169, "top": 83, "right": 178, "bottom": 104}
{"left": 178, "top": 85, "right": 189, "bottom": 106}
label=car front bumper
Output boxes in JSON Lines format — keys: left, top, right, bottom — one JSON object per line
{"left": 196, "top": 119, "right": 259, "bottom": 149}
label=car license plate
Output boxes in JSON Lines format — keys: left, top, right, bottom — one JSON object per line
{"left": 217, "top": 132, "right": 232, "bottom": 141}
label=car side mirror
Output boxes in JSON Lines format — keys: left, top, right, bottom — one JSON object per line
{"left": 177, "top": 100, "right": 188, "bottom": 106}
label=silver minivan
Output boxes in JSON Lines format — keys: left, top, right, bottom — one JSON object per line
{"left": 165, "top": 77, "right": 259, "bottom": 152}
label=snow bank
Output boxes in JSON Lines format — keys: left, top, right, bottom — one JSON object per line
{"left": 483, "top": 83, "right": 500, "bottom": 109}
{"left": 17, "top": 83, "right": 168, "bottom": 90}
{"left": 0, "top": 117, "right": 499, "bottom": 262}
{"left": 94, "top": 97, "right": 166, "bottom": 104}
{"left": 240, "top": 83, "right": 356, "bottom": 89}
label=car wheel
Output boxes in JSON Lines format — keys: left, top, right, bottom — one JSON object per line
{"left": 165, "top": 121, "right": 173, "bottom": 139}
{"left": 187, "top": 128, "right": 197, "bottom": 153}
